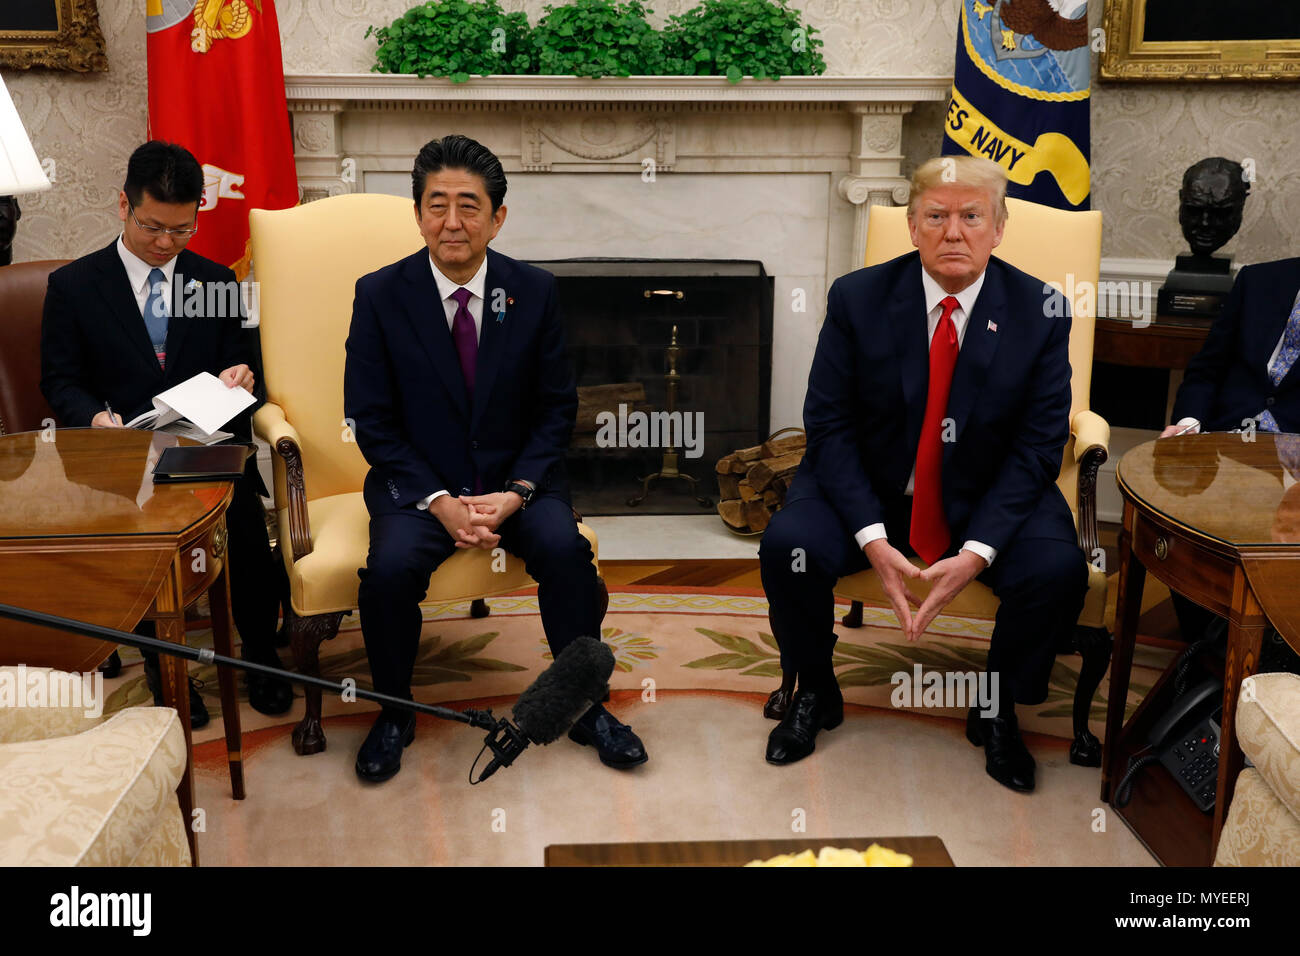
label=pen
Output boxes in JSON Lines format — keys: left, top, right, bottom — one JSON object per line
{"left": 1171, "top": 422, "right": 1198, "bottom": 437}
{"left": 103, "top": 401, "right": 119, "bottom": 427}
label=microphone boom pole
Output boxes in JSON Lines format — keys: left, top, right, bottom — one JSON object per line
{"left": 0, "top": 601, "right": 499, "bottom": 731}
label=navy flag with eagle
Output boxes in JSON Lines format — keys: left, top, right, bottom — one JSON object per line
{"left": 942, "top": 0, "right": 1091, "bottom": 210}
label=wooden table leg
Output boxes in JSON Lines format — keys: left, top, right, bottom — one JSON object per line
{"left": 153, "top": 557, "right": 199, "bottom": 867}
{"left": 208, "top": 542, "right": 245, "bottom": 800}
{"left": 1101, "top": 501, "right": 1146, "bottom": 803}
{"left": 1212, "top": 573, "right": 1265, "bottom": 852}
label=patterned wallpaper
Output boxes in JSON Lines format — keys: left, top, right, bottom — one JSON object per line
{"left": 6, "top": 0, "right": 1298, "bottom": 264}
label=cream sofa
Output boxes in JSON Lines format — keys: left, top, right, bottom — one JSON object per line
{"left": 0, "top": 666, "right": 191, "bottom": 866}
{"left": 1215, "top": 671, "right": 1300, "bottom": 866}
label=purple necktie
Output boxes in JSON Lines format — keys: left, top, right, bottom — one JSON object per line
{"left": 449, "top": 286, "right": 477, "bottom": 396}
{"left": 449, "top": 287, "right": 483, "bottom": 494}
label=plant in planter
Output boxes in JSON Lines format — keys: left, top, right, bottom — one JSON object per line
{"left": 531, "top": 0, "right": 668, "bottom": 78}
{"left": 366, "top": 0, "right": 533, "bottom": 82}
{"left": 664, "top": 0, "right": 826, "bottom": 82}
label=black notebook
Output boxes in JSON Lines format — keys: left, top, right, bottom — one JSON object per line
{"left": 152, "top": 443, "right": 253, "bottom": 483}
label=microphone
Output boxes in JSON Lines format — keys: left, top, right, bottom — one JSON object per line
{"left": 473, "top": 636, "right": 615, "bottom": 782}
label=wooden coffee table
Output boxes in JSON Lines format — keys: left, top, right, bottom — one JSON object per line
{"left": 545, "top": 836, "right": 953, "bottom": 867}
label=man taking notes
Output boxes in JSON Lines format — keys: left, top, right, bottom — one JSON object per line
{"left": 40, "top": 140, "right": 291, "bottom": 724}
{"left": 343, "top": 134, "right": 647, "bottom": 783}
{"left": 760, "top": 156, "right": 1087, "bottom": 792}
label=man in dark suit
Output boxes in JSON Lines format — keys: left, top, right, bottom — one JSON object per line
{"left": 40, "top": 140, "right": 291, "bottom": 724}
{"left": 1165, "top": 257, "right": 1300, "bottom": 437}
{"left": 1159, "top": 257, "right": 1300, "bottom": 644}
{"left": 344, "top": 134, "right": 647, "bottom": 783}
{"left": 760, "top": 156, "right": 1087, "bottom": 792}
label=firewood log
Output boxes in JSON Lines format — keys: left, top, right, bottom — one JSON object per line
{"left": 719, "top": 499, "right": 747, "bottom": 529}
{"left": 747, "top": 452, "right": 802, "bottom": 493}
{"left": 762, "top": 433, "right": 806, "bottom": 459}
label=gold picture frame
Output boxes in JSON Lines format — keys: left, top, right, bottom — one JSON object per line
{"left": 0, "top": 0, "right": 107, "bottom": 73}
{"left": 1101, "top": 0, "right": 1300, "bottom": 81}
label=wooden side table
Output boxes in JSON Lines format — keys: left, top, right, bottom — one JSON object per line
{"left": 545, "top": 836, "right": 954, "bottom": 867}
{"left": 1094, "top": 313, "right": 1213, "bottom": 369}
{"left": 1101, "top": 433, "right": 1300, "bottom": 865}
{"left": 0, "top": 428, "right": 248, "bottom": 866}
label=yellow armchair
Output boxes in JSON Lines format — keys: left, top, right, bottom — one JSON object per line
{"left": 770, "top": 197, "right": 1112, "bottom": 766}
{"left": 249, "top": 194, "right": 603, "bottom": 756}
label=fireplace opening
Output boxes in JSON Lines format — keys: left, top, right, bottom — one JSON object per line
{"left": 529, "top": 259, "right": 773, "bottom": 516}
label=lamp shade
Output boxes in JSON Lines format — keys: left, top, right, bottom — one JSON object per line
{"left": 0, "top": 76, "right": 51, "bottom": 196}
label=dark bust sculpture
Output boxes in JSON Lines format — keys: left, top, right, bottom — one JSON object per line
{"left": 0, "top": 197, "right": 19, "bottom": 267}
{"left": 1179, "top": 157, "right": 1250, "bottom": 258}
{"left": 1158, "top": 157, "right": 1251, "bottom": 317}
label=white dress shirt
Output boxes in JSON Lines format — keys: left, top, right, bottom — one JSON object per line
{"left": 417, "top": 255, "right": 488, "bottom": 511}
{"left": 854, "top": 267, "right": 998, "bottom": 567}
{"left": 117, "top": 235, "right": 178, "bottom": 318}
{"left": 1173, "top": 287, "right": 1300, "bottom": 435}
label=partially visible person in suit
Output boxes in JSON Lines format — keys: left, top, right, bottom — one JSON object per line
{"left": 1164, "top": 257, "right": 1300, "bottom": 437}
{"left": 759, "top": 156, "right": 1087, "bottom": 792}
{"left": 343, "top": 134, "right": 646, "bottom": 783}
{"left": 1159, "top": 256, "right": 1300, "bottom": 644}
{"left": 40, "top": 140, "right": 291, "bottom": 725}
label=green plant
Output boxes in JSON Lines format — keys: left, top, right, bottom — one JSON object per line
{"left": 664, "top": 0, "right": 826, "bottom": 82}
{"left": 365, "top": 0, "right": 533, "bottom": 82}
{"left": 531, "top": 0, "right": 667, "bottom": 77}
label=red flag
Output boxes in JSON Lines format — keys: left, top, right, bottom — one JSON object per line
{"left": 146, "top": 0, "right": 298, "bottom": 278}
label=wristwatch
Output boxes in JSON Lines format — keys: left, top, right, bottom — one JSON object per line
{"left": 503, "top": 479, "right": 535, "bottom": 509}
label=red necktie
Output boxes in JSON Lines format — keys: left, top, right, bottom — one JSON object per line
{"left": 910, "top": 295, "right": 961, "bottom": 565}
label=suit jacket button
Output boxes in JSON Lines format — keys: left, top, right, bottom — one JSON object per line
{"left": 471, "top": 440, "right": 479, "bottom": 449}
{"left": 1266, "top": 396, "right": 1276, "bottom": 407}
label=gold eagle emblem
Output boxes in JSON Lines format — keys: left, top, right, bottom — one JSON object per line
{"left": 191, "top": 0, "right": 262, "bottom": 53}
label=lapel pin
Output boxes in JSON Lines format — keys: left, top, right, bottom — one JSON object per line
{"left": 987, "top": 320, "right": 998, "bottom": 332}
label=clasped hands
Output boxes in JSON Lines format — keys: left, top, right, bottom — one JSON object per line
{"left": 431, "top": 491, "right": 524, "bottom": 549}
{"left": 864, "top": 538, "right": 985, "bottom": 642}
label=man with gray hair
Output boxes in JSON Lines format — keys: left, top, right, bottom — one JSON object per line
{"left": 760, "top": 156, "right": 1087, "bottom": 792}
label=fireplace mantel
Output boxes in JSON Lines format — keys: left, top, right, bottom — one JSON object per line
{"left": 285, "top": 73, "right": 951, "bottom": 267}
{"left": 285, "top": 72, "right": 951, "bottom": 104}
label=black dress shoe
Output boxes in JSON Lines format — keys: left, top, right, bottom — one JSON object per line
{"left": 240, "top": 640, "right": 294, "bottom": 716}
{"left": 966, "top": 706, "right": 1035, "bottom": 792}
{"left": 355, "top": 710, "right": 416, "bottom": 783}
{"left": 763, "top": 684, "right": 794, "bottom": 721}
{"left": 143, "top": 656, "right": 210, "bottom": 730}
{"left": 766, "top": 687, "right": 843, "bottom": 765}
{"left": 98, "top": 650, "right": 122, "bottom": 679}
{"left": 567, "top": 705, "right": 648, "bottom": 768}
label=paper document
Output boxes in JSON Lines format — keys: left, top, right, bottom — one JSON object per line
{"left": 124, "top": 371, "right": 255, "bottom": 440}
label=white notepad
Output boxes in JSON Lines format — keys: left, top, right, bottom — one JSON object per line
{"left": 125, "top": 371, "right": 255, "bottom": 442}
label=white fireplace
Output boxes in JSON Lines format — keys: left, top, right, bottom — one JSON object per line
{"left": 285, "top": 74, "right": 950, "bottom": 432}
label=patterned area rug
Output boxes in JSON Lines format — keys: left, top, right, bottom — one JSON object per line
{"left": 103, "top": 587, "right": 1174, "bottom": 744}
{"left": 88, "top": 588, "right": 1169, "bottom": 866}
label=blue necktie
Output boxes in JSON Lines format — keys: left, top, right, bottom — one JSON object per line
{"left": 1257, "top": 297, "right": 1300, "bottom": 433}
{"left": 143, "top": 267, "right": 169, "bottom": 368}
